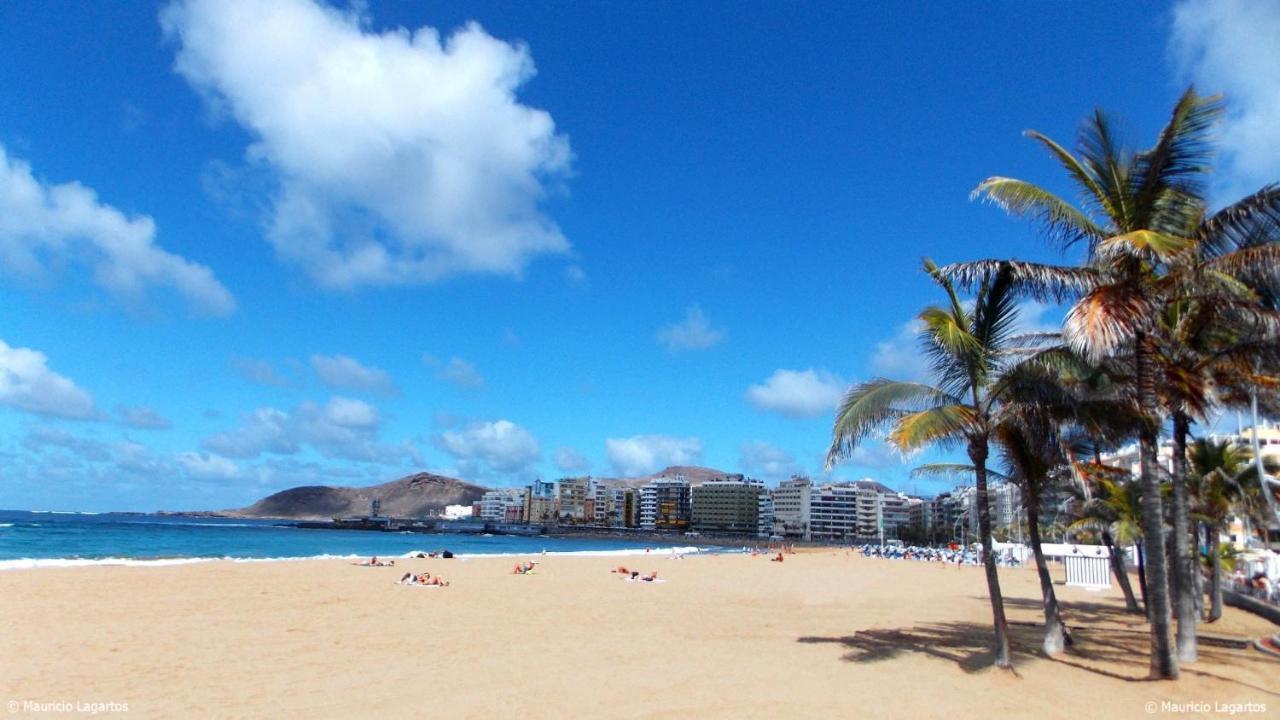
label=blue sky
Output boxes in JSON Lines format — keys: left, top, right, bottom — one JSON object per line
{"left": 1, "top": 0, "right": 1277, "bottom": 511}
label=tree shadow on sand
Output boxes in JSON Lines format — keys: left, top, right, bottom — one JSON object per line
{"left": 799, "top": 599, "right": 1279, "bottom": 695}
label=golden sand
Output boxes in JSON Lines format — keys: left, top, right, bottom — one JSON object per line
{"left": 2, "top": 552, "right": 1276, "bottom": 719}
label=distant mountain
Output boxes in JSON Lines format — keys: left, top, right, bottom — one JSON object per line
{"left": 228, "top": 472, "right": 487, "bottom": 520}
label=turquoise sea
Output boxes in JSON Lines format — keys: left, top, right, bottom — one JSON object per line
{"left": 0, "top": 510, "right": 709, "bottom": 569}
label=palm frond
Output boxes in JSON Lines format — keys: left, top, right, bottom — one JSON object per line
{"left": 826, "top": 379, "right": 959, "bottom": 467}
{"left": 1064, "top": 284, "right": 1157, "bottom": 361}
{"left": 1078, "top": 108, "right": 1134, "bottom": 230}
{"left": 1099, "top": 229, "right": 1192, "bottom": 262}
{"left": 1198, "top": 184, "right": 1280, "bottom": 258}
{"left": 888, "top": 405, "right": 975, "bottom": 452}
{"left": 909, "top": 463, "right": 1013, "bottom": 483}
{"left": 1203, "top": 244, "right": 1280, "bottom": 291}
{"left": 1133, "top": 88, "right": 1222, "bottom": 225}
{"left": 938, "top": 259, "right": 1098, "bottom": 302}
{"left": 972, "top": 262, "right": 1022, "bottom": 362}
{"left": 971, "top": 177, "right": 1105, "bottom": 250}
{"left": 1024, "top": 129, "right": 1116, "bottom": 221}
{"left": 919, "top": 306, "right": 980, "bottom": 357}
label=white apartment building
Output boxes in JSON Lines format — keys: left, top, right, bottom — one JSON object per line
{"left": 478, "top": 488, "right": 528, "bottom": 522}
{"left": 640, "top": 476, "right": 691, "bottom": 530}
{"left": 771, "top": 476, "right": 812, "bottom": 540}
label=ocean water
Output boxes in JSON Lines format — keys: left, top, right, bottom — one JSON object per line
{"left": 0, "top": 510, "right": 711, "bottom": 570}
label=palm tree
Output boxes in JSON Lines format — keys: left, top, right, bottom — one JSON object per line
{"left": 1071, "top": 472, "right": 1147, "bottom": 610}
{"left": 828, "top": 259, "right": 1021, "bottom": 669}
{"left": 1187, "top": 438, "right": 1250, "bottom": 621}
{"left": 943, "top": 89, "right": 1280, "bottom": 677}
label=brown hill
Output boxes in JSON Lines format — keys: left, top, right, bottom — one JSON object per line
{"left": 229, "top": 472, "right": 487, "bottom": 520}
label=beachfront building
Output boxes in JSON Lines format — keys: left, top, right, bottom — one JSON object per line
{"left": 757, "top": 491, "right": 774, "bottom": 539}
{"left": 990, "top": 482, "right": 1022, "bottom": 541}
{"left": 771, "top": 476, "right": 812, "bottom": 540}
{"left": 640, "top": 476, "right": 691, "bottom": 531}
{"left": 879, "top": 491, "right": 912, "bottom": 538}
{"left": 556, "top": 477, "right": 594, "bottom": 524}
{"left": 612, "top": 488, "right": 640, "bottom": 528}
{"left": 808, "top": 483, "right": 858, "bottom": 542}
{"left": 524, "top": 480, "right": 558, "bottom": 524}
{"left": 443, "top": 504, "right": 473, "bottom": 521}
{"left": 906, "top": 497, "right": 931, "bottom": 539}
{"left": 691, "top": 476, "right": 769, "bottom": 535}
{"left": 479, "top": 488, "right": 528, "bottom": 522}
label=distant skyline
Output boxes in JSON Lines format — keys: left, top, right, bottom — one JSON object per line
{"left": 2, "top": 1, "right": 1277, "bottom": 510}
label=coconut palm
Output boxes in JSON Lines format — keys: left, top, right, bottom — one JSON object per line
{"left": 1071, "top": 471, "right": 1147, "bottom": 609}
{"left": 1187, "top": 438, "right": 1250, "bottom": 621}
{"left": 941, "top": 88, "right": 1280, "bottom": 677}
{"left": 827, "top": 258, "right": 1022, "bottom": 668}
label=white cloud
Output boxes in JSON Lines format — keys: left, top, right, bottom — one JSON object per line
{"left": 201, "top": 407, "right": 296, "bottom": 458}
{"left": 201, "top": 396, "right": 411, "bottom": 464}
{"left": 869, "top": 320, "right": 930, "bottom": 382}
{"left": 230, "top": 356, "right": 295, "bottom": 387}
{"left": 0, "top": 144, "right": 235, "bottom": 315}
{"left": 554, "top": 446, "right": 591, "bottom": 475}
{"left": 310, "top": 354, "right": 397, "bottom": 396}
{"left": 738, "top": 440, "right": 801, "bottom": 481}
{"left": 434, "top": 419, "right": 541, "bottom": 479}
{"left": 746, "top": 368, "right": 846, "bottom": 419}
{"left": 1171, "top": 0, "right": 1280, "bottom": 202}
{"left": 162, "top": 0, "right": 572, "bottom": 288}
{"left": 425, "top": 355, "right": 484, "bottom": 389}
{"left": 655, "top": 305, "right": 726, "bottom": 352}
{"left": 23, "top": 425, "right": 112, "bottom": 461}
{"left": 177, "top": 451, "right": 241, "bottom": 481}
{"left": 118, "top": 405, "right": 172, "bottom": 430}
{"left": 0, "top": 339, "right": 97, "bottom": 420}
{"left": 840, "top": 440, "right": 902, "bottom": 470}
{"left": 1013, "top": 300, "right": 1062, "bottom": 336}
{"left": 605, "top": 434, "right": 702, "bottom": 477}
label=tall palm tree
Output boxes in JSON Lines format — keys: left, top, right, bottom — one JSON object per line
{"left": 828, "top": 259, "right": 1021, "bottom": 669}
{"left": 942, "top": 89, "right": 1280, "bottom": 677}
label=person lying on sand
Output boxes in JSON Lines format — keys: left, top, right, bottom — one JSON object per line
{"left": 770, "top": 553, "right": 784, "bottom": 563}
{"left": 613, "top": 566, "right": 629, "bottom": 575}
{"left": 511, "top": 561, "right": 536, "bottom": 575}
{"left": 399, "top": 572, "right": 449, "bottom": 587}
{"left": 354, "top": 556, "right": 394, "bottom": 567}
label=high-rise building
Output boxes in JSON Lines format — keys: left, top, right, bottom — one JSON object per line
{"left": 809, "top": 483, "right": 859, "bottom": 542}
{"left": 612, "top": 488, "right": 640, "bottom": 528}
{"left": 524, "top": 480, "right": 559, "bottom": 524}
{"left": 479, "top": 488, "right": 528, "bottom": 522}
{"left": 691, "top": 476, "right": 768, "bottom": 535}
{"left": 556, "top": 477, "right": 593, "bottom": 524}
{"left": 771, "top": 476, "right": 812, "bottom": 540}
{"left": 640, "top": 476, "right": 691, "bottom": 531}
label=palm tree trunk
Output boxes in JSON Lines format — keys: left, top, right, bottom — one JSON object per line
{"left": 1208, "top": 523, "right": 1223, "bottom": 622}
{"left": 1170, "top": 412, "right": 1197, "bottom": 662}
{"left": 1137, "top": 540, "right": 1149, "bottom": 611}
{"left": 970, "top": 437, "right": 1012, "bottom": 668}
{"left": 1103, "top": 528, "right": 1141, "bottom": 613}
{"left": 1026, "top": 476, "right": 1070, "bottom": 654}
{"left": 1136, "top": 332, "right": 1178, "bottom": 679}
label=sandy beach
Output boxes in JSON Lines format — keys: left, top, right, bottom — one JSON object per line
{"left": 1, "top": 552, "right": 1276, "bottom": 719}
